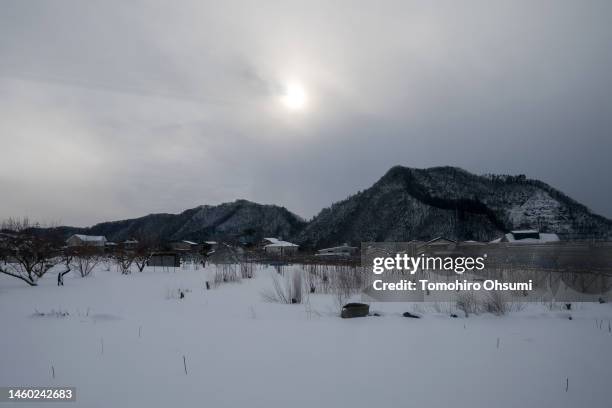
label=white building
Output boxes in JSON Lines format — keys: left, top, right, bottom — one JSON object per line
{"left": 66, "top": 234, "right": 107, "bottom": 247}
{"left": 316, "top": 243, "right": 358, "bottom": 257}
{"left": 262, "top": 237, "right": 299, "bottom": 255}
{"left": 493, "top": 230, "right": 560, "bottom": 244}
{"left": 122, "top": 239, "right": 139, "bottom": 249}
{"left": 169, "top": 240, "right": 202, "bottom": 252}
{"left": 415, "top": 237, "right": 457, "bottom": 255}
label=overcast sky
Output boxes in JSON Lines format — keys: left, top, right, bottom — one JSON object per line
{"left": 1, "top": 0, "right": 611, "bottom": 226}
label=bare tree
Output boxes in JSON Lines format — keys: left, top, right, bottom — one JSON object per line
{"left": 114, "top": 246, "right": 135, "bottom": 274}
{"left": 128, "top": 229, "right": 160, "bottom": 272}
{"left": 133, "top": 249, "right": 150, "bottom": 272}
{"left": 133, "top": 236, "right": 157, "bottom": 272}
{"left": 0, "top": 218, "right": 65, "bottom": 286}
{"left": 68, "top": 244, "right": 104, "bottom": 278}
{"left": 57, "top": 253, "right": 72, "bottom": 286}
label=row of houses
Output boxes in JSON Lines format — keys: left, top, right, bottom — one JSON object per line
{"left": 308, "top": 230, "right": 560, "bottom": 258}
{"left": 65, "top": 235, "right": 221, "bottom": 268}
{"left": 65, "top": 229, "right": 561, "bottom": 259}
{"left": 423, "top": 230, "right": 560, "bottom": 247}
{"left": 65, "top": 234, "right": 354, "bottom": 257}
{"left": 66, "top": 235, "right": 219, "bottom": 251}
{"left": 260, "top": 238, "right": 360, "bottom": 257}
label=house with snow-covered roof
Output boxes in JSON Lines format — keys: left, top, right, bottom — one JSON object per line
{"left": 316, "top": 243, "right": 358, "bottom": 257}
{"left": 121, "top": 239, "right": 139, "bottom": 248}
{"left": 261, "top": 237, "right": 299, "bottom": 255}
{"left": 416, "top": 237, "right": 457, "bottom": 254}
{"left": 66, "top": 234, "right": 107, "bottom": 247}
{"left": 493, "top": 230, "right": 560, "bottom": 244}
{"left": 261, "top": 237, "right": 281, "bottom": 245}
{"left": 170, "top": 240, "right": 203, "bottom": 252}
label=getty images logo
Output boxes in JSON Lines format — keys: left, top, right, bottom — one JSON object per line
{"left": 372, "top": 253, "right": 488, "bottom": 275}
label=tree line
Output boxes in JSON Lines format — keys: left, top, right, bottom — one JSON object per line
{"left": 0, "top": 218, "right": 162, "bottom": 286}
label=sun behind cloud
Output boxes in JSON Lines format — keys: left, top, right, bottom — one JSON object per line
{"left": 280, "top": 82, "right": 307, "bottom": 111}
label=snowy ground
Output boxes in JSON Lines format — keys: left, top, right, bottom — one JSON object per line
{"left": 1, "top": 264, "right": 611, "bottom": 408}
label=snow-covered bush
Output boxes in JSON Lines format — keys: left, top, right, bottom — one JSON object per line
{"left": 483, "top": 291, "right": 509, "bottom": 316}
{"left": 455, "top": 291, "right": 481, "bottom": 317}
{"left": 213, "top": 264, "right": 241, "bottom": 286}
{"left": 329, "top": 266, "right": 367, "bottom": 312}
{"left": 454, "top": 290, "right": 526, "bottom": 317}
{"left": 240, "top": 262, "right": 255, "bottom": 279}
{"left": 261, "top": 269, "right": 304, "bottom": 304}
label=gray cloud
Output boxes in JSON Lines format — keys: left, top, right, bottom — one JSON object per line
{"left": 1, "top": 0, "right": 611, "bottom": 226}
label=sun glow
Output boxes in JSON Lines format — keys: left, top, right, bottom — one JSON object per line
{"left": 280, "top": 82, "right": 307, "bottom": 111}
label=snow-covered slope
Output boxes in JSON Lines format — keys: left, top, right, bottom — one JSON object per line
{"left": 1, "top": 266, "right": 611, "bottom": 408}
{"left": 296, "top": 166, "right": 612, "bottom": 247}
{"left": 74, "top": 199, "right": 306, "bottom": 243}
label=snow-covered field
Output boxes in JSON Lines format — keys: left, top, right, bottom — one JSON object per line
{"left": 1, "top": 264, "right": 611, "bottom": 408}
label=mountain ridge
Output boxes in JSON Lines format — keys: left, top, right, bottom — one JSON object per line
{"left": 47, "top": 166, "right": 612, "bottom": 248}
{"left": 295, "top": 166, "right": 612, "bottom": 247}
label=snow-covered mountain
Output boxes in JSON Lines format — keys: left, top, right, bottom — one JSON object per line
{"left": 56, "top": 166, "right": 612, "bottom": 247}
{"left": 75, "top": 199, "right": 306, "bottom": 243}
{"left": 294, "top": 166, "right": 612, "bottom": 248}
